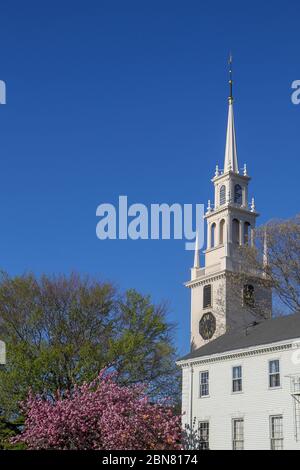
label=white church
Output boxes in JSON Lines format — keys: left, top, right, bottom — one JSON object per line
{"left": 177, "top": 66, "right": 300, "bottom": 450}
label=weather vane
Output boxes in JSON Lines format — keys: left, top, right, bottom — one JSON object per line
{"left": 228, "top": 53, "right": 233, "bottom": 102}
{"left": 0, "top": 79, "right": 6, "bottom": 105}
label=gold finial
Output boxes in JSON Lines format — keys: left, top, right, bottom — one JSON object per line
{"left": 228, "top": 53, "right": 233, "bottom": 103}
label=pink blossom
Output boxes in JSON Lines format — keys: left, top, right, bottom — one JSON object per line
{"left": 13, "top": 369, "right": 181, "bottom": 450}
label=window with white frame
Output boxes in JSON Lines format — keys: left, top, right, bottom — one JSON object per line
{"left": 199, "top": 371, "right": 209, "bottom": 397}
{"left": 198, "top": 421, "right": 209, "bottom": 450}
{"left": 232, "top": 418, "right": 244, "bottom": 450}
{"left": 232, "top": 366, "right": 242, "bottom": 393}
{"left": 269, "top": 360, "right": 280, "bottom": 388}
{"left": 270, "top": 415, "right": 283, "bottom": 450}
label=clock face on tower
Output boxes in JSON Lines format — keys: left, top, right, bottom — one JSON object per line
{"left": 199, "top": 312, "right": 216, "bottom": 340}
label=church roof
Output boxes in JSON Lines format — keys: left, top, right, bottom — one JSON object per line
{"left": 178, "top": 314, "right": 300, "bottom": 362}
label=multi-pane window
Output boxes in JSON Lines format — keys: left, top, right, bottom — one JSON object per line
{"left": 270, "top": 415, "right": 283, "bottom": 450}
{"left": 203, "top": 285, "right": 212, "bottom": 308}
{"left": 199, "top": 371, "right": 209, "bottom": 397}
{"left": 220, "top": 185, "right": 226, "bottom": 205}
{"left": 269, "top": 360, "right": 280, "bottom": 388}
{"left": 232, "top": 366, "right": 242, "bottom": 393}
{"left": 232, "top": 418, "right": 244, "bottom": 450}
{"left": 198, "top": 421, "right": 209, "bottom": 450}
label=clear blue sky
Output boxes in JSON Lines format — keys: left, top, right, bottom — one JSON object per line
{"left": 0, "top": 1, "right": 299, "bottom": 355}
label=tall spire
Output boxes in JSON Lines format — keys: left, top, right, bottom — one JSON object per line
{"left": 229, "top": 52, "right": 233, "bottom": 102}
{"left": 224, "top": 54, "right": 239, "bottom": 173}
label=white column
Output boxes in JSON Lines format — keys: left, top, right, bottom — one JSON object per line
{"left": 207, "top": 223, "right": 211, "bottom": 249}
{"left": 239, "top": 220, "right": 243, "bottom": 245}
{"left": 189, "top": 365, "right": 194, "bottom": 430}
{"left": 214, "top": 183, "right": 218, "bottom": 209}
{"left": 228, "top": 216, "right": 232, "bottom": 243}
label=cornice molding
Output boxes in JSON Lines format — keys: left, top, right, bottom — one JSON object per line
{"left": 211, "top": 171, "right": 251, "bottom": 184}
{"left": 185, "top": 271, "right": 226, "bottom": 289}
{"left": 177, "top": 340, "right": 300, "bottom": 369}
{"left": 205, "top": 204, "right": 259, "bottom": 220}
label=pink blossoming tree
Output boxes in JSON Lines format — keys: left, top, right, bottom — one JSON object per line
{"left": 13, "top": 370, "right": 181, "bottom": 450}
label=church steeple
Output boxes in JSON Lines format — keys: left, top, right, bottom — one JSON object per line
{"left": 224, "top": 55, "right": 239, "bottom": 174}
{"left": 186, "top": 59, "right": 272, "bottom": 351}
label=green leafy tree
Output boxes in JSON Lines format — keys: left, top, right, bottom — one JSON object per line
{"left": 0, "top": 272, "right": 180, "bottom": 445}
{"left": 108, "top": 289, "right": 177, "bottom": 398}
{"left": 232, "top": 214, "right": 300, "bottom": 318}
{"left": 0, "top": 416, "right": 25, "bottom": 450}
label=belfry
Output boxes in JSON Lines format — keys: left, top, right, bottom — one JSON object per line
{"left": 187, "top": 58, "right": 272, "bottom": 350}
